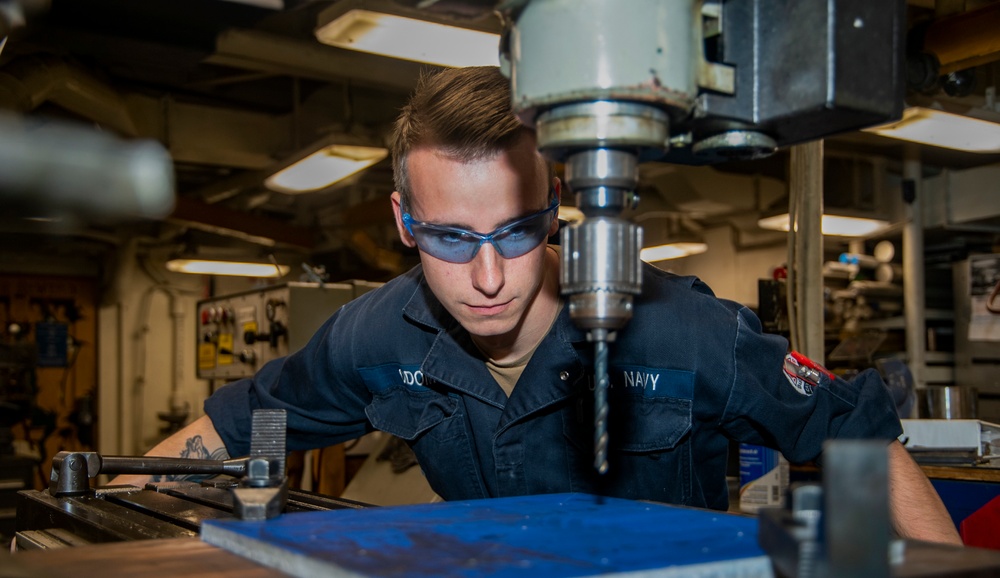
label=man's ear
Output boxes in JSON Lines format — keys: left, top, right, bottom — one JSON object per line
{"left": 548, "top": 176, "right": 562, "bottom": 236}
{"left": 391, "top": 192, "right": 417, "bottom": 248}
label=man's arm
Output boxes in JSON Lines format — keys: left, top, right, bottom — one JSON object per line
{"left": 109, "top": 414, "right": 229, "bottom": 488}
{"left": 887, "top": 439, "right": 962, "bottom": 545}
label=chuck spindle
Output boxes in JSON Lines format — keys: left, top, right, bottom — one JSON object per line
{"left": 559, "top": 148, "right": 643, "bottom": 474}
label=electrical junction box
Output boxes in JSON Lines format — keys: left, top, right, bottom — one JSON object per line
{"left": 196, "top": 281, "right": 381, "bottom": 381}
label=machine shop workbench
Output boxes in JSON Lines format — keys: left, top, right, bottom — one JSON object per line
{"left": 9, "top": 489, "right": 1000, "bottom": 578}
{"left": 7, "top": 508, "right": 1000, "bottom": 578}
{"left": 8, "top": 434, "right": 1000, "bottom": 576}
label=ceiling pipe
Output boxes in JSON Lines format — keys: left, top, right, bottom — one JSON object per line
{"left": 924, "top": 2, "right": 1000, "bottom": 74}
{"left": 0, "top": 55, "right": 139, "bottom": 136}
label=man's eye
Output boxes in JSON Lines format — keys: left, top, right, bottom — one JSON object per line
{"left": 428, "top": 230, "right": 471, "bottom": 244}
{"left": 503, "top": 225, "right": 532, "bottom": 239}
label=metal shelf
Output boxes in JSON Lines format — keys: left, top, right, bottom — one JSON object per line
{"left": 857, "top": 309, "right": 955, "bottom": 330}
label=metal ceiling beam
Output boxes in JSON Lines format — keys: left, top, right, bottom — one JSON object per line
{"left": 169, "top": 197, "right": 314, "bottom": 250}
{"left": 207, "top": 29, "right": 427, "bottom": 93}
{"left": 924, "top": 2, "right": 1000, "bottom": 73}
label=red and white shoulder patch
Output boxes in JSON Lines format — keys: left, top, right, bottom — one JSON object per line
{"left": 782, "top": 351, "right": 835, "bottom": 397}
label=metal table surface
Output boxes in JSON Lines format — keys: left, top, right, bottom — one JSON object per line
{"left": 1, "top": 537, "right": 280, "bottom": 578}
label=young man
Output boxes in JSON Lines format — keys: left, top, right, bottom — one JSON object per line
{"left": 118, "top": 66, "right": 960, "bottom": 544}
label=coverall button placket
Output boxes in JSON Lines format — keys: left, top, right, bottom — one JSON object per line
{"left": 491, "top": 331, "right": 586, "bottom": 497}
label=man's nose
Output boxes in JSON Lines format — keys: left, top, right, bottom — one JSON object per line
{"left": 471, "top": 242, "right": 504, "bottom": 296}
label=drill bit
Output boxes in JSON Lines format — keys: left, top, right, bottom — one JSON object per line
{"left": 593, "top": 329, "right": 610, "bottom": 474}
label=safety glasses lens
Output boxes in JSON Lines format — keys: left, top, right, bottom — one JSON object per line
{"left": 408, "top": 204, "right": 555, "bottom": 264}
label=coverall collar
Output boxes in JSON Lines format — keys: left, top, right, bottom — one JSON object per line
{"left": 401, "top": 267, "right": 590, "bottom": 419}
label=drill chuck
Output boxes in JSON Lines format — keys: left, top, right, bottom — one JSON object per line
{"left": 560, "top": 217, "right": 642, "bottom": 331}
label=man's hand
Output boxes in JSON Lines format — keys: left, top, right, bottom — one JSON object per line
{"left": 887, "top": 440, "right": 962, "bottom": 545}
{"left": 109, "top": 414, "right": 229, "bottom": 488}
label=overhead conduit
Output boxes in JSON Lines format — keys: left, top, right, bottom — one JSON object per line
{"left": 923, "top": 2, "right": 1000, "bottom": 75}
{"left": 0, "top": 55, "right": 138, "bottom": 136}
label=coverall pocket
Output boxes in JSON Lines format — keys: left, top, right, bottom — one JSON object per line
{"left": 562, "top": 379, "right": 694, "bottom": 503}
{"left": 611, "top": 396, "right": 692, "bottom": 453}
{"left": 366, "top": 388, "right": 463, "bottom": 442}
{"left": 563, "top": 371, "right": 694, "bottom": 454}
{"left": 365, "top": 387, "right": 485, "bottom": 500}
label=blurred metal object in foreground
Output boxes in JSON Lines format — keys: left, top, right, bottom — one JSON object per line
{"left": 0, "top": 0, "right": 50, "bottom": 38}
{"left": 493, "top": 0, "right": 906, "bottom": 473}
{"left": 760, "top": 440, "right": 891, "bottom": 578}
{"left": 0, "top": 113, "right": 175, "bottom": 221}
{"left": 759, "top": 440, "right": 1000, "bottom": 578}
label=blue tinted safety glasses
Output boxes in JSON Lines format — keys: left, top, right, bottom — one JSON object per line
{"left": 402, "top": 198, "right": 559, "bottom": 264}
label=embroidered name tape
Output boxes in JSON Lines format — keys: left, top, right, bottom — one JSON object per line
{"left": 358, "top": 364, "right": 430, "bottom": 394}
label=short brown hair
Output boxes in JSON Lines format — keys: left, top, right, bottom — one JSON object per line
{"left": 390, "top": 66, "right": 529, "bottom": 207}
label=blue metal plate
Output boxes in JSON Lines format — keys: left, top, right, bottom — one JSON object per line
{"left": 202, "top": 493, "right": 770, "bottom": 577}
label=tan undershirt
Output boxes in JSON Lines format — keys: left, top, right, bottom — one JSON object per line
{"left": 481, "top": 299, "right": 565, "bottom": 398}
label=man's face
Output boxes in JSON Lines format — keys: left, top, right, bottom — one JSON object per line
{"left": 391, "top": 135, "right": 558, "bottom": 341}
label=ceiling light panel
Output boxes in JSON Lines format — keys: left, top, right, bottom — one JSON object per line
{"left": 265, "top": 145, "right": 388, "bottom": 194}
{"left": 864, "top": 107, "right": 1000, "bottom": 153}
{"left": 316, "top": 9, "right": 500, "bottom": 68}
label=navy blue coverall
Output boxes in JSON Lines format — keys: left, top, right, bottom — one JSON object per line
{"left": 206, "top": 263, "right": 902, "bottom": 510}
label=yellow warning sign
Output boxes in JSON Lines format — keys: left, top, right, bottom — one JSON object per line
{"left": 218, "top": 333, "right": 234, "bottom": 365}
{"left": 198, "top": 342, "right": 216, "bottom": 370}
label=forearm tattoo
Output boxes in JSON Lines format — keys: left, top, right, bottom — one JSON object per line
{"left": 151, "top": 435, "right": 230, "bottom": 482}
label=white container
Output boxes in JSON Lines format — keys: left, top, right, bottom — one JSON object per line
{"left": 738, "top": 443, "right": 788, "bottom": 514}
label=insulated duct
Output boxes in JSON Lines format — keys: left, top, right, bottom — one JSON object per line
{"left": 0, "top": 55, "right": 138, "bottom": 136}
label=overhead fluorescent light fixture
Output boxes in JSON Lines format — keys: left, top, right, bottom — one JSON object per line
{"left": 265, "top": 144, "right": 388, "bottom": 194}
{"left": 166, "top": 259, "right": 290, "bottom": 278}
{"left": 757, "top": 213, "right": 889, "bottom": 237}
{"left": 641, "top": 242, "right": 708, "bottom": 263}
{"left": 315, "top": 9, "right": 500, "bottom": 68}
{"left": 864, "top": 107, "right": 1000, "bottom": 153}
